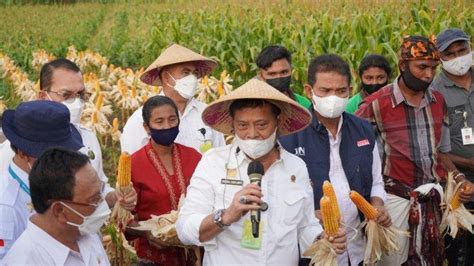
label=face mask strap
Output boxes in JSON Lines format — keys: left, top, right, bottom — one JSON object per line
{"left": 59, "top": 201, "right": 85, "bottom": 219}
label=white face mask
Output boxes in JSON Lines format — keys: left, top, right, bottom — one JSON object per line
{"left": 235, "top": 130, "right": 277, "bottom": 160}
{"left": 312, "top": 93, "right": 348, "bottom": 118}
{"left": 167, "top": 73, "right": 199, "bottom": 100}
{"left": 61, "top": 200, "right": 110, "bottom": 235}
{"left": 441, "top": 52, "right": 473, "bottom": 76}
{"left": 61, "top": 97, "right": 84, "bottom": 125}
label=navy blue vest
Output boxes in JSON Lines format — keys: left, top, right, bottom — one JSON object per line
{"left": 280, "top": 112, "right": 375, "bottom": 210}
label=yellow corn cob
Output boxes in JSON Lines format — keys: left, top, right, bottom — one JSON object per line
{"left": 91, "top": 112, "right": 98, "bottom": 124}
{"left": 320, "top": 196, "right": 339, "bottom": 237}
{"left": 323, "top": 181, "right": 340, "bottom": 221}
{"left": 349, "top": 191, "right": 378, "bottom": 220}
{"left": 451, "top": 187, "right": 462, "bottom": 210}
{"left": 117, "top": 152, "right": 131, "bottom": 188}
{"left": 95, "top": 93, "right": 103, "bottom": 110}
{"left": 112, "top": 117, "right": 119, "bottom": 132}
{"left": 131, "top": 86, "right": 137, "bottom": 98}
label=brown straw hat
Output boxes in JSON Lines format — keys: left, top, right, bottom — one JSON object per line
{"left": 202, "top": 79, "right": 312, "bottom": 136}
{"left": 140, "top": 43, "right": 218, "bottom": 86}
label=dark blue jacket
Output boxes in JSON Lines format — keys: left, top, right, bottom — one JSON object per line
{"left": 280, "top": 112, "right": 375, "bottom": 209}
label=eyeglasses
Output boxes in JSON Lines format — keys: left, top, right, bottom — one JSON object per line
{"left": 61, "top": 197, "right": 105, "bottom": 208}
{"left": 49, "top": 181, "right": 106, "bottom": 207}
{"left": 48, "top": 89, "right": 90, "bottom": 101}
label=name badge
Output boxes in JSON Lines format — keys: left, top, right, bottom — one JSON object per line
{"left": 221, "top": 179, "right": 243, "bottom": 186}
{"left": 462, "top": 127, "right": 474, "bottom": 145}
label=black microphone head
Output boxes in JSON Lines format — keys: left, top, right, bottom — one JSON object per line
{"left": 248, "top": 160, "right": 264, "bottom": 176}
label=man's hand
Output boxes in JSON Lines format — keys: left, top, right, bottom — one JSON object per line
{"left": 374, "top": 205, "right": 392, "bottom": 227}
{"left": 116, "top": 186, "right": 138, "bottom": 211}
{"left": 459, "top": 181, "right": 474, "bottom": 203}
{"left": 221, "top": 184, "right": 262, "bottom": 225}
{"left": 323, "top": 228, "right": 347, "bottom": 255}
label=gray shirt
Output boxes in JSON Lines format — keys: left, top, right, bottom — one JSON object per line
{"left": 431, "top": 67, "right": 474, "bottom": 180}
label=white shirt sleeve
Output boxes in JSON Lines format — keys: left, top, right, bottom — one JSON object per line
{"left": 176, "top": 156, "right": 217, "bottom": 248}
{"left": 297, "top": 168, "right": 323, "bottom": 256}
{"left": 370, "top": 144, "right": 386, "bottom": 202}
{"left": 211, "top": 129, "right": 226, "bottom": 148}
{"left": 0, "top": 206, "right": 16, "bottom": 260}
{"left": 120, "top": 108, "right": 149, "bottom": 154}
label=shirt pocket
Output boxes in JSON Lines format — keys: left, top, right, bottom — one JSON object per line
{"left": 447, "top": 104, "right": 466, "bottom": 136}
{"left": 282, "top": 189, "right": 306, "bottom": 225}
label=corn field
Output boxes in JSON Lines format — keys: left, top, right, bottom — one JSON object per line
{"left": 0, "top": 0, "right": 472, "bottom": 181}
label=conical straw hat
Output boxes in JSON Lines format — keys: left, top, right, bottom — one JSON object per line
{"left": 202, "top": 79, "right": 312, "bottom": 136}
{"left": 140, "top": 43, "right": 218, "bottom": 86}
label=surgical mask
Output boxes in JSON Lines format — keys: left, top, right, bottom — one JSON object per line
{"left": 150, "top": 125, "right": 179, "bottom": 146}
{"left": 62, "top": 97, "right": 84, "bottom": 125}
{"left": 311, "top": 93, "right": 348, "bottom": 118}
{"left": 441, "top": 52, "right": 473, "bottom": 76}
{"left": 235, "top": 130, "right": 277, "bottom": 160}
{"left": 361, "top": 82, "right": 387, "bottom": 95}
{"left": 61, "top": 200, "right": 110, "bottom": 235}
{"left": 400, "top": 67, "right": 431, "bottom": 92}
{"left": 167, "top": 73, "right": 199, "bottom": 99}
{"left": 266, "top": 76, "right": 291, "bottom": 93}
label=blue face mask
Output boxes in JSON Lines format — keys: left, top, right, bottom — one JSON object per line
{"left": 150, "top": 125, "right": 180, "bottom": 146}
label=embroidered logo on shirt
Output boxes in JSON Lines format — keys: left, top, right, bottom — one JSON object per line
{"left": 357, "top": 139, "right": 370, "bottom": 147}
{"left": 294, "top": 147, "right": 305, "bottom": 156}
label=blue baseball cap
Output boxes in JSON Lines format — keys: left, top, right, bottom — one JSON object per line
{"left": 2, "top": 101, "right": 84, "bottom": 158}
{"left": 436, "top": 28, "right": 470, "bottom": 52}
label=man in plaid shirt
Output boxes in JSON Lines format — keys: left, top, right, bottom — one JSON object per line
{"left": 357, "top": 35, "right": 451, "bottom": 265}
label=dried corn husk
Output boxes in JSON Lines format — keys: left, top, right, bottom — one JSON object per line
{"left": 362, "top": 220, "right": 410, "bottom": 265}
{"left": 303, "top": 238, "right": 337, "bottom": 266}
{"left": 133, "top": 195, "right": 186, "bottom": 247}
{"left": 440, "top": 172, "right": 474, "bottom": 238}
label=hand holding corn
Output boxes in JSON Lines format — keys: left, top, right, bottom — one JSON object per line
{"left": 349, "top": 191, "right": 391, "bottom": 227}
{"left": 115, "top": 152, "right": 137, "bottom": 211}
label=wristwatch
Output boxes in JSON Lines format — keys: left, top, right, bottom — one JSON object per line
{"left": 213, "top": 209, "right": 229, "bottom": 229}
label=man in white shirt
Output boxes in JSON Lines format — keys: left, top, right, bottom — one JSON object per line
{"left": 3, "top": 148, "right": 110, "bottom": 265}
{"left": 121, "top": 43, "right": 225, "bottom": 155}
{"left": 280, "top": 54, "right": 390, "bottom": 265}
{"left": 177, "top": 79, "right": 347, "bottom": 266}
{"left": 0, "top": 101, "right": 85, "bottom": 259}
{"left": 0, "top": 58, "right": 137, "bottom": 211}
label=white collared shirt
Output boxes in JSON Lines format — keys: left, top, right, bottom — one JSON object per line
{"left": 2, "top": 220, "right": 109, "bottom": 265}
{"left": 0, "top": 162, "right": 33, "bottom": 260}
{"left": 120, "top": 98, "right": 226, "bottom": 155}
{"left": 327, "top": 116, "right": 386, "bottom": 265}
{"left": 177, "top": 144, "right": 323, "bottom": 266}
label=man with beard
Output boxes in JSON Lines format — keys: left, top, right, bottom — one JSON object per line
{"left": 356, "top": 35, "right": 452, "bottom": 265}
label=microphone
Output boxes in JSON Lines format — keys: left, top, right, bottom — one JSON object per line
{"left": 248, "top": 161, "right": 264, "bottom": 238}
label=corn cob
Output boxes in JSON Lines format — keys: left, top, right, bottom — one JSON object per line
{"left": 117, "top": 152, "right": 131, "bottom": 188}
{"left": 320, "top": 196, "right": 339, "bottom": 237}
{"left": 451, "top": 187, "right": 462, "bottom": 210}
{"left": 323, "top": 181, "right": 341, "bottom": 222}
{"left": 95, "top": 93, "right": 104, "bottom": 110}
{"left": 349, "top": 190, "right": 378, "bottom": 220}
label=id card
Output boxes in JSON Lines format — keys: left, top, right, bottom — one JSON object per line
{"left": 240, "top": 219, "right": 263, "bottom": 250}
{"left": 462, "top": 127, "right": 474, "bottom": 145}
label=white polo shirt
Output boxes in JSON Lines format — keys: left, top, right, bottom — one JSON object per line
{"left": 120, "top": 98, "right": 226, "bottom": 155}
{"left": 177, "top": 144, "right": 323, "bottom": 266}
{"left": 2, "top": 220, "right": 110, "bottom": 265}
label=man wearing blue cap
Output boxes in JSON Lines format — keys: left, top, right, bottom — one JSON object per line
{"left": 0, "top": 101, "right": 85, "bottom": 259}
{"left": 431, "top": 28, "right": 474, "bottom": 266}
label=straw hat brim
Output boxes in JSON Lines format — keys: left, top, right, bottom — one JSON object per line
{"left": 140, "top": 44, "right": 218, "bottom": 86}
{"left": 202, "top": 79, "right": 312, "bottom": 136}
